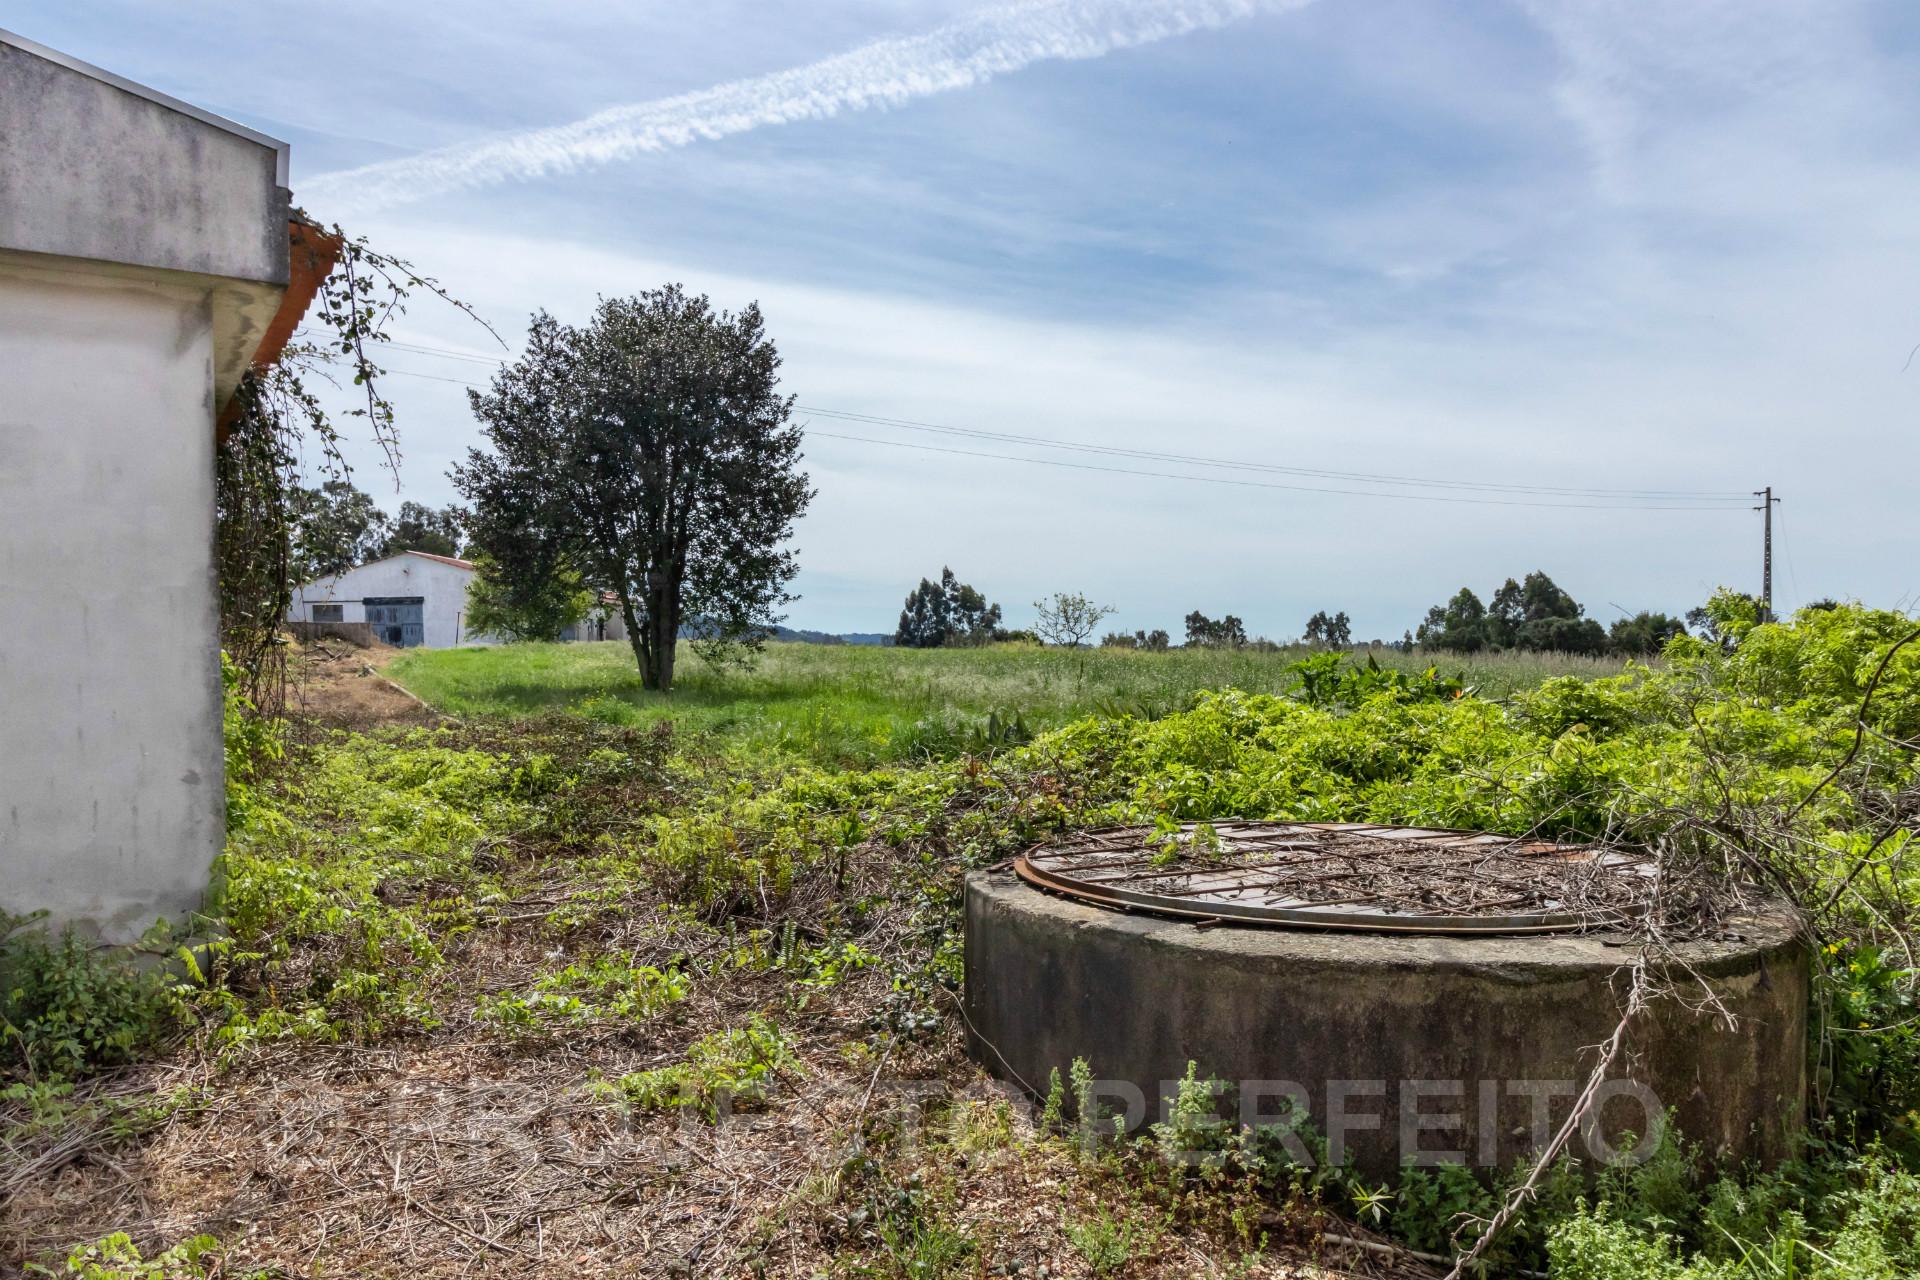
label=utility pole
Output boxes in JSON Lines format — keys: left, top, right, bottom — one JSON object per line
{"left": 1753, "top": 486, "right": 1780, "bottom": 621}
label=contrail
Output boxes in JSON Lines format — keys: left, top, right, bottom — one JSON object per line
{"left": 301, "top": 0, "right": 1302, "bottom": 214}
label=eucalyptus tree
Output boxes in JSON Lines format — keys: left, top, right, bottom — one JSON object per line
{"left": 895, "top": 568, "right": 1002, "bottom": 648}
{"left": 456, "top": 287, "right": 812, "bottom": 691}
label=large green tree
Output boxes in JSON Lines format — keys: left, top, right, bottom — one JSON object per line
{"left": 456, "top": 288, "right": 812, "bottom": 691}
{"left": 1420, "top": 571, "right": 1612, "bottom": 655}
{"left": 377, "top": 501, "right": 465, "bottom": 559}
{"left": 1184, "top": 610, "right": 1247, "bottom": 648}
{"left": 290, "top": 479, "right": 388, "bottom": 581}
{"left": 462, "top": 552, "right": 594, "bottom": 642}
{"left": 1304, "top": 609, "right": 1353, "bottom": 648}
{"left": 1609, "top": 611, "right": 1688, "bottom": 656}
{"left": 1415, "top": 588, "right": 1489, "bottom": 652}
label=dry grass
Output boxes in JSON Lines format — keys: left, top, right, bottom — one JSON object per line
{"left": 287, "top": 637, "right": 446, "bottom": 732}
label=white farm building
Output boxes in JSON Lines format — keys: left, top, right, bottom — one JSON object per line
{"left": 289, "top": 551, "right": 628, "bottom": 647}
{"left": 290, "top": 551, "right": 488, "bottom": 648}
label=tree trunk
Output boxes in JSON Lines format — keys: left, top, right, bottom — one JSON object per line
{"left": 616, "top": 590, "right": 652, "bottom": 689}
{"left": 649, "top": 581, "right": 677, "bottom": 692}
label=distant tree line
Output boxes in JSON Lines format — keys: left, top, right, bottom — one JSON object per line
{"left": 886, "top": 566, "right": 1741, "bottom": 659}
{"left": 290, "top": 478, "right": 467, "bottom": 582}
{"left": 1413, "top": 570, "right": 1688, "bottom": 657}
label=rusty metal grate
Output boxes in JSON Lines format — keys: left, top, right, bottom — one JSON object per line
{"left": 1013, "top": 821, "right": 1659, "bottom": 934}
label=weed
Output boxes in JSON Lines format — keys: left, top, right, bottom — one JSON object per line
{"left": 593, "top": 1015, "right": 798, "bottom": 1120}
{"left": 0, "top": 917, "right": 178, "bottom": 1083}
{"left": 27, "top": 1232, "right": 221, "bottom": 1280}
{"left": 1064, "top": 1204, "right": 1157, "bottom": 1276}
{"left": 1151, "top": 1061, "right": 1231, "bottom": 1173}
{"left": 475, "top": 955, "right": 688, "bottom": 1034}
{"left": 1040, "top": 1066, "right": 1066, "bottom": 1131}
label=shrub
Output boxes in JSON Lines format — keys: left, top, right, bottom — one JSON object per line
{"left": 28, "top": 1231, "right": 220, "bottom": 1280}
{"left": 1, "top": 918, "right": 177, "bottom": 1082}
{"left": 594, "top": 1016, "right": 798, "bottom": 1120}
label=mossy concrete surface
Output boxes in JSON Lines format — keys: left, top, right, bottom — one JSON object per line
{"left": 964, "top": 870, "right": 1807, "bottom": 1180}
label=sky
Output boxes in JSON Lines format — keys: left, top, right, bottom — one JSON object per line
{"left": 16, "top": 1, "right": 1920, "bottom": 638}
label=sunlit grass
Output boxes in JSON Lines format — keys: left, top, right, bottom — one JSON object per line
{"left": 389, "top": 640, "right": 1636, "bottom": 766}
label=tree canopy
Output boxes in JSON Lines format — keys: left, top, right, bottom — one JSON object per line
{"left": 1608, "top": 611, "right": 1688, "bottom": 656}
{"left": 895, "top": 568, "right": 1002, "bottom": 648}
{"left": 1184, "top": 610, "right": 1248, "bottom": 648}
{"left": 1102, "top": 629, "right": 1170, "bottom": 651}
{"left": 1304, "top": 610, "right": 1353, "bottom": 648}
{"left": 456, "top": 287, "right": 812, "bottom": 691}
{"left": 1417, "top": 572, "right": 1613, "bottom": 655}
{"left": 1032, "top": 592, "right": 1114, "bottom": 648}
{"left": 377, "top": 501, "right": 465, "bottom": 560}
{"left": 290, "top": 480, "right": 387, "bottom": 581}
{"left": 462, "top": 552, "right": 595, "bottom": 643}
{"left": 289, "top": 481, "right": 466, "bottom": 581}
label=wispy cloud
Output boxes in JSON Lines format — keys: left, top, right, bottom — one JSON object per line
{"left": 1516, "top": 0, "right": 1863, "bottom": 204}
{"left": 300, "top": 0, "right": 1304, "bottom": 215}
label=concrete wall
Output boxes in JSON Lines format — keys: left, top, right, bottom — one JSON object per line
{"left": 965, "top": 871, "right": 1808, "bottom": 1179}
{"left": 290, "top": 554, "right": 492, "bottom": 649}
{"left": 0, "top": 261, "right": 226, "bottom": 941}
{"left": 0, "top": 38, "right": 286, "bottom": 285}
{"left": 0, "top": 33, "right": 292, "bottom": 942}
{"left": 0, "top": 35, "right": 288, "bottom": 408}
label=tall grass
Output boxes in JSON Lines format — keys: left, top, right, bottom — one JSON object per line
{"left": 389, "top": 641, "right": 1634, "bottom": 766}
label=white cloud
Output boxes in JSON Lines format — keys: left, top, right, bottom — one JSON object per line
{"left": 300, "top": 0, "right": 1308, "bottom": 215}
{"left": 328, "top": 219, "right": 1809, "bottom": 638}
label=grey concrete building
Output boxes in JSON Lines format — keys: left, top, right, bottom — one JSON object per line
{"left": 1, "top": 30, "right": 327, "bottom": 940}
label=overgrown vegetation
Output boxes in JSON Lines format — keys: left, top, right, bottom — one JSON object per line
{"left": 390, "top": 636, "right": 1625, "bottom": 766}
{"left": 8, "top": 602, "right": 1918, "bottom": 1277}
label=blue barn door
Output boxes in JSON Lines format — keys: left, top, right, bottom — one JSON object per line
{"left": 364, "top": 597, "right": 425, "bottom": 647}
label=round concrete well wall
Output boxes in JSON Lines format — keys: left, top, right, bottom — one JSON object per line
{"left": 964, "top": 870, "right": 1807, "bottom": 1180}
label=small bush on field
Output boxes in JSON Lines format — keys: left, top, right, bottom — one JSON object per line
{"left": 1065, "top": 1204, "right": 1158, "bottom": 1275}
{"left": 1, "top": 918, "right": 178, "bottom": 1083}
{"left": 591, "top": 1015, "right": 798, "bottom": 1120}
{"left": 475, "top": 955, "right": 688, "bottom": 1033}
{"left": 28, "top": 1231, "right": 222, "bottom": 1280}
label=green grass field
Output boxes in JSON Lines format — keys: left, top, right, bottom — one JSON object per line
{"left": 388, "top": 639, "right": 1634, "bottom": 765}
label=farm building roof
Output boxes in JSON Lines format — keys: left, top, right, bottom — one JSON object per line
{"left": 402, "top": 551, "right": 476, "bottom": 571}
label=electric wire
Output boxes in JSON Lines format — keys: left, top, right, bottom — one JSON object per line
{"left": 336, "top": 339, "right": 1756, "bottom": 513}
{"left": 803, "top": 430, "right": 1743, "bottom": 512}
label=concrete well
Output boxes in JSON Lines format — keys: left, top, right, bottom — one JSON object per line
{"left": 964, "top": 869, "right": 1807, "bottom": 1180}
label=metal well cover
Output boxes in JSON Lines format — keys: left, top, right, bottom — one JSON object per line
{"left": 1013, "top": 821, "right": 1658, "bottom": 935}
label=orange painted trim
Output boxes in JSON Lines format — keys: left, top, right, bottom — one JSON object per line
{"left": 215, "top": 219, "right": 343, "bottom": 443}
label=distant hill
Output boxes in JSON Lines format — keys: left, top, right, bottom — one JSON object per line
{"left": 770, "top": 626, "right": 893, "bottom": 647}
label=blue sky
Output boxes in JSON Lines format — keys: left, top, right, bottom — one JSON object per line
{"left": 17, "top": 1, "right": 1920, "bottom": 638}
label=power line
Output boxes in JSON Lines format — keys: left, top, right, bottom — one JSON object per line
{"left": 369, "top": 337, "right": 1748, "bottom": 500}
{"left": 805, "top": 429, "right": 1745, "bottom": 511}
{"left": 340, "top": 340, "right": 1754, "bottom": 513}
{"left": 796, "top": 404, "right": 1750, "bottom": 501}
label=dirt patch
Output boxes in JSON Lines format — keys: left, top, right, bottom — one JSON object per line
{"left": 288, "top": 636, "right": 444, "bottom": 731}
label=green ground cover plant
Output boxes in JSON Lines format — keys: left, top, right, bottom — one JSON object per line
{"left": 6, "top": 603, "right": 1917, "bottom": 1277}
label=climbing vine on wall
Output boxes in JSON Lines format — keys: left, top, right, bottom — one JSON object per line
{"left": 215, "top": 218, "right": 497, "bottom": 711}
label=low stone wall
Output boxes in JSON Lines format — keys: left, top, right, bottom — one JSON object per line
{"left": 964, "top": 870, "right": 1807, "bottom": 1180}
